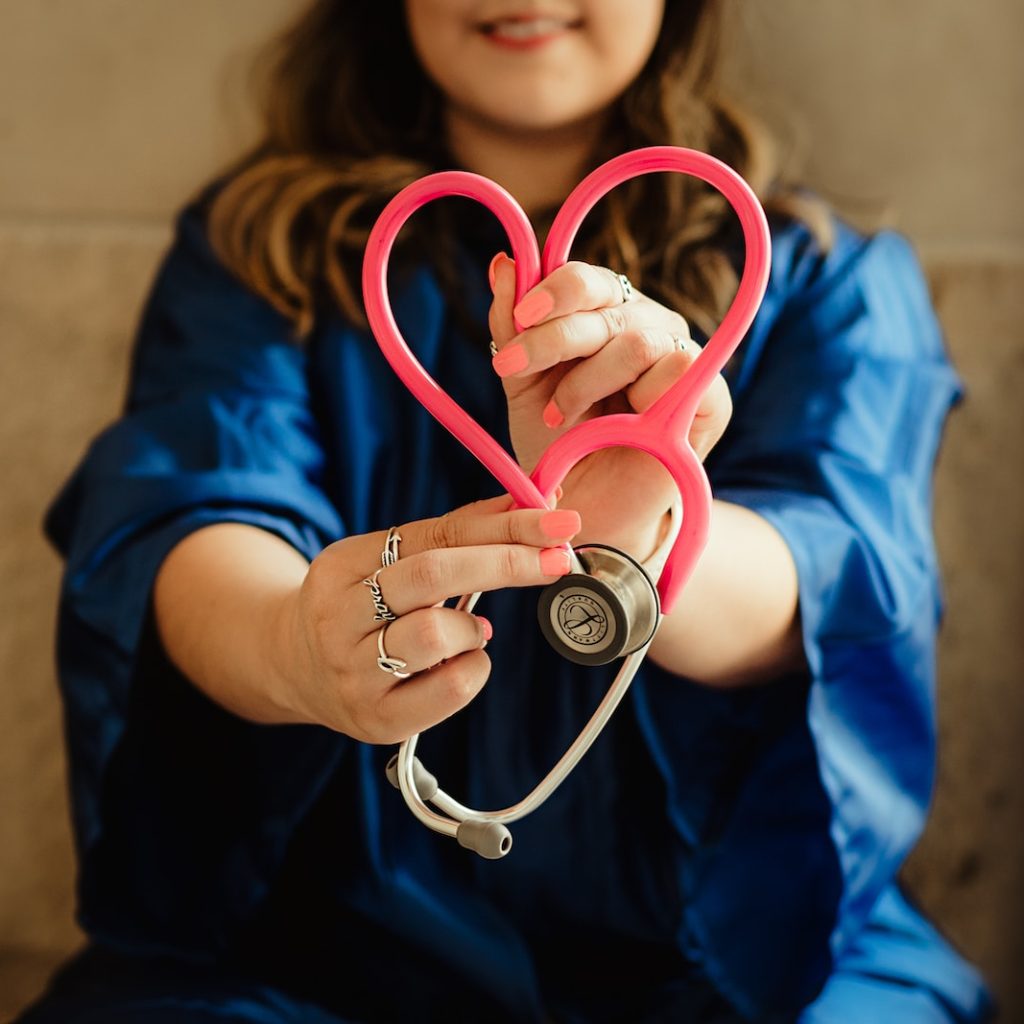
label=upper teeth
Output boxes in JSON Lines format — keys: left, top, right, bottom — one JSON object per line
{"left": 489, "top": 18, "right": 568, "bottom": 39}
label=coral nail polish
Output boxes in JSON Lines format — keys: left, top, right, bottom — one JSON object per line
{"left": 543, "top": 400, "right": 564, "bottom": 429}
{"left": 540, "top": 510, "right": 581, "bottom": 538}
{"left": 476, "top": 616, "right": 493, "bottom": 641}
{"left": 514, "top": 290, "right": 554, "bottom": 328}
{"left": 488, "top": 252, "right": 507, "bottom": 291}
{"left": 492, "top": 343, "right": 529, "bottom": 377}
{"left": 539, "top": 547, "right": 571, "bottom": 576}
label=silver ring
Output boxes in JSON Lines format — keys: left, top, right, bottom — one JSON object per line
{"left": 381, "top": 526, "right": 402, "bottom": 568}
{"left": 376, "top": 623, "right": 411, "bottom": 678}
{"left": 669, "top": 333, "right": 687, "bottom": 353}
{"left": 488, "top": 340, "right": 499, "bottom": 357}
{"left": 363, "top": 568, "right": 397, "bottom": 622}
{"left": 616, "top": 272, "right": 634, "bottom": 304}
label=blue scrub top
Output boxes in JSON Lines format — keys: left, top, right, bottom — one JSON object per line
{"left": 42, "top": 200, "right": 992, "bottom": 1022}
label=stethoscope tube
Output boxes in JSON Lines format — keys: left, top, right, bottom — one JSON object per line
{"left": 386, "top": 508, "right": 680, "bottom": 859}
{"left": 389, "top": 644, "right": 653, "bottom": 858}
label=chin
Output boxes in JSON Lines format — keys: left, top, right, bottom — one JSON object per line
{"left": 468, "top": 96, "right": 608, "bottom": 137}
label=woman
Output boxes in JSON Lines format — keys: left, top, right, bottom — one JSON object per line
{"left": 21, "top": 1, "right": 992, "bottom": 1020}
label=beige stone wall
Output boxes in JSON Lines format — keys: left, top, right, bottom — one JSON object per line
{"left": 727, "top": 0, "right": 1024, "bottom": 255}
{"left": 1, "top": 2, "right": 1021, "bottom": 1019}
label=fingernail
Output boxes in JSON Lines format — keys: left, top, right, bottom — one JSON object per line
{"left": 540, "top": 547, "right": 571, "bottom": 576}
{"left": 555, "top": 485, "right": 564, "bottom": 501}
{"left": 476, "top": 615, "right": 493, "bottom": 641}
{"left": 542, "top": 399, "right": 564, "bottom": 429}
{"left": 540, "top": 510, "right": 581, "bottom": 538}
{"left": 487, "top": 252, "right": 507, "bottom": 291}
{"left": 514, "top": 289, "right": 554, "bottom": 328}
{"left": 492, "top": 342, "right": 528, "bottom": 378}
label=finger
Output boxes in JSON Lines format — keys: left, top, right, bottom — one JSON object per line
{"left": 491, "top": 298, "right": 689, "bottom": 381}
{"left": 446, "top": 490, "right": 566, "bottom": 515}
{"left": 320, "top": 501, "right": 580, "bottom": 615}
{"left": 547, "top": 328, "right": 686, "bottom": 426}
{"left": 370, "top": 648, "right": 492, "bottom": 744}
{"left": 488, "top": 253, "right": 518, "bottom": 349}
{"left": 371, "top": 543, "right": 572, "bottom": 617}
{"left": 446, "top": 493, "right": 516, "bottom": 517}
{"left": 393, "top": 505, "right": 582, "bottom": 560}
{"left": 625, "top": 346, "right": 697, "bottom": 414}
{"left": 362, "top": 606, "right": 490, "bottom": 677}
{"left": 625, "top": 345, "right": 733, "bottom": 460}
{"left": 512, "top": 261, "right": 627, "bottom": 329}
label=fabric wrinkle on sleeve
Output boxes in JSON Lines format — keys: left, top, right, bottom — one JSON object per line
{"left": 630, "top": 223, "right": 981, "bottom": 1019}
{"left": 43, "top": 205, "right": 349, "bottom": 957}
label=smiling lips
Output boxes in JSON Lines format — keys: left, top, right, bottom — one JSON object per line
{"left": 479, "top": 14, "right": 581, "bottom": 49}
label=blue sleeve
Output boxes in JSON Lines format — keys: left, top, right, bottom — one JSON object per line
{"left": 631, "top": 222, "right": 966, "bottom": 1017}
{"left": 44, "top": 206, "right": 348, "bottom": 956}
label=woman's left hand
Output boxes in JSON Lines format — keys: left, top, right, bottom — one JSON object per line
{"left": 487, "top": 253, "right": 733, "bottom": 559}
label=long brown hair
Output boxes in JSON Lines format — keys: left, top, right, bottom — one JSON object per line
{"left": 207, "top": 0, "right": 830, "bottom": 341}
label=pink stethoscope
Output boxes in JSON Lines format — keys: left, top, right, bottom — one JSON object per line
{"left": 362, "top": 146, "right": 771, "bottom": 858}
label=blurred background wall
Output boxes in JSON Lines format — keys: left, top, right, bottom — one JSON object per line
{"left": 1, "top": 0, "right": 1021, "bottom": 1019}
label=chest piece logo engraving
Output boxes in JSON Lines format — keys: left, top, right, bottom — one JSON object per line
{"left": 548, "top": 586, "right": 617, "bottom": 658}
{"left": 558, "top": 593, "right": 609, "bottom": 646}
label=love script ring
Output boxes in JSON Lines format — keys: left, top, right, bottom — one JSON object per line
{"left": 376, "top": 623, "right": 411, "bottom": 678}
{"left": 616, "top": 272, "right": 634, "bottom": 304}
{"left": 363, "top": 568, "right": 397, "bottom": 622}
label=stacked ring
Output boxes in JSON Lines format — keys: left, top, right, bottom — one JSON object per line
{"left": 376, "top": 623, "right": 411, "bottom": 678}
{"left": 364, "top": 525, "right": 405, "bottom": 623}
{"left": 363, "top": 568, "right": 397, "bottom": 623}
{"left": 382, "top": 526, "right": 402, "bottom": 567}
{"left": 368, "top": 526, "right": 409, "bottom": 678}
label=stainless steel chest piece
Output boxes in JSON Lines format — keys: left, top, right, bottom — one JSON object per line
{"left": 537, "top": 544, "right": 660, "bottom": 665}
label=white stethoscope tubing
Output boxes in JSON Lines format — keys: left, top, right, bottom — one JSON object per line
{"left": 396, "top": 640, "right": 653, "bottom": 836}
{"left": 392, "top": 506, "right": 680, "bottom": 850}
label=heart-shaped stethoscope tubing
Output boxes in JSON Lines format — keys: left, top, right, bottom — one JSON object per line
{"left": 362, "top": 146, "right": 771, "bottom": 858}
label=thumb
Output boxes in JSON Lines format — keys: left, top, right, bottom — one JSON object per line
{"left": 689, "top": 370, "right": 733, "bottom": 461}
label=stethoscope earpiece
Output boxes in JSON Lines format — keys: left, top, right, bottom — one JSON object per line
{"left": 537, "top": 545, "right": 660, "bottom": 666}
{"left": 386, "top": 754, "right": 514, "bottom": 859}
{"left": 455, "top": 819, "right": 513, "bottom": 860}
{"left": 385, "top": 753, "right": 437, "bottom": 801}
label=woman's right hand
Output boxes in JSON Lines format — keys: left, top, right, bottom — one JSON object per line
{"left": 277, "top": 495, "right": 581, "bottom": 744}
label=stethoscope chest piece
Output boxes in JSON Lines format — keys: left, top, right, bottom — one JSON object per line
{"left": 537, "top": 545, "right": 660, "bottom": 666}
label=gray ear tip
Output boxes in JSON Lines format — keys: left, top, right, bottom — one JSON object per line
{"left": 385, "top": 753, "right": 439, "bottom": 801}
{"left": 456, "top": 819, "right": 513, "bottom": 860}
{"left": 385, "top": 754, "right": 400, "bottom": 789}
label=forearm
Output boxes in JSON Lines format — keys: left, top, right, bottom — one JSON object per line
{"left": 648, "top": 499, "right": 804, "bottom": 686}
{"left": 558, "top": 453, "right": 802, "bottom": 684}
{"left": 152, "top": 523, "right": 309, "bottom": 725}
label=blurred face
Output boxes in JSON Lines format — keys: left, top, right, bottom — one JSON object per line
{"left": 404, "top": 0, "right": 665, "bottom": 135}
